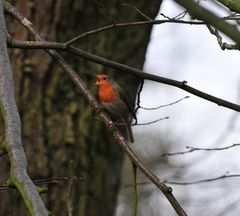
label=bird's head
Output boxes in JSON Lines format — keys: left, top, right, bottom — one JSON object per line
{"left": 95, "top": 74, "right": 110, "bottom": 86}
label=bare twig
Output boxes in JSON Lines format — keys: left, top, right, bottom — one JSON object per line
{"left": 140, "top": 96, "right": 190, "bottom": 110}
{"left": 166, "top": 172, "right": 240, "bottom": 185}
{"left": 222, "top": 12, "right": 240, "bottom": 20}
{"left": 134, "top": 79, "right": 144, "bottom": 124}
{"left": 7, "top": 38, "right": 240, "bottom": 113}
{"left": 131, "top": 163, "right": 138, "bottom": 216}
{"left": 133, "top": 117, "right": 169, "bottom": 126}
{"left": 0, "top": 176, "right": 83, "bottom": 190}
{"left": 161, "top": 143, "right": 240, "bottom": 157}
{"left": 207, "top": 24, "right": 240, "bottom": 50}
{"left": 173, "top": 10, "right": 188, "bottom": 20}
{"left": 4, "top": 2, "right": 187, "bottom": 215}
{"left": 65, "top": 19, "right": 204, "bottom": 45}
{"left": 159, "top": 13, "right": 172, "bottom": 20}
{"left": 121, "top": 3, "right": 152, "bottom": 21}
{"left": 160, "top": 11, "right": 188, "bottom": 20}
{"left": 93, "top": 0, "right": 116, "bottom": 25}
{"left": 123, "top": 172, "right": 240, "bottom": 187}
{"left": 33, "top": 176, "right": 83, "bottom": 185}
{"left": 66, "top": 178, "right": 74, "bottom": 216}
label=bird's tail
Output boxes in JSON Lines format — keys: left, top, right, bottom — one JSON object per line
{"left": 127, "top": 123, "right": 134, "bottom": 143}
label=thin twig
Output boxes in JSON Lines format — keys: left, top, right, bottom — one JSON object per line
{"left": 161, "top": 143, "right": 240, "bottom": 157}
{"left": 122, "top": 3, "right": 152, "bottom": 21}
{"left": 133, "top": 117, "right": 169, "bottom": 126}
{"left": 131, "top": 163, "right": 138, "bottom": 216}
{"left": 66, "top": 178, "right": 74, "bottom": 216}
{"left": 134, "top": 79, "right": 144, "bottom": 125}
{"left": 173, "top": 10, "right": 188, "bottom": 20}
{"left": 159, "top": 13, "right": 172, "bottom": 20}
{"left": 166, "top": 172, "right": 240, "bottom": 185}
{"left": 0, "top": 176, "right": 83, "bottom": 190}
{"left": 65, "top": 19, "right": 204, "bottom": 45}
{"left": 140, "top": 96, "right": 190, "bottom": 110}
{"left": 33, "top": 176, "right": 83, "bottom": 185}
{"left": 207, "top": 24, "right": 240, "bottom": 50}
{"left": 124, "top": 172, "right": 240, "bottom": 187}
{"left": 93, "top": 0, "right": 116, "bottom": 25}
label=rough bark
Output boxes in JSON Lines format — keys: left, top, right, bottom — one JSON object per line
{"left": 0, "top": 1, "right": 161, "bottom": 215}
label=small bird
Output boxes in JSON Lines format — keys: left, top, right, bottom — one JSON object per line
{"left": 96, "top": 74, "right": 136, "bottom": 143}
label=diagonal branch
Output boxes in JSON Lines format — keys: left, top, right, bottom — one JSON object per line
{"left": 0, "top": 1, "right": 48, "bottom": 215}
{"left": 3, "top": 1, "right": 187, "bottom": 215}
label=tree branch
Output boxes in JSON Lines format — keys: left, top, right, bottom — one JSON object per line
{"left": 0, "top": 176, "right": 84, "bottom": 190}
{"left": 166, "top": 172, "right": 240, "bottom": 185}
{"left": 139, "top": 96, "right": 190, "bottom": 110}
{"left": 4, "top": 1, "right": 187, "bottom": 215}
{"left": 131, "top": 163, "right": 138, "bottom": 216}
{"left": 174, "top": 0, "right": 240, "bottom": 44}
{"left": 161, "top": 143, "right": 240, "bottom": 157}
{"left": 0, "top": 1, "right": 48, "bottom": 215}
{"left": 216, "top": 0, "right": 240, "bottom": 13}
{"left": 121, "top": 3, "right": 152, "bottom": 21}
{"left": 125, "top": 172, "right": 240, "bottom": 187}
{"left": 133, "top": 117, "right": 169, "bottom": 126}
{"left": 65, "top": 19, "right": 204, "bottom": 45}
{"left": 93, "top": 0, "right": 116, "bottom": 25}
{"left": 7, "top": 38, "right": 240, "bottom": 113}
{"left": 207, "top": 24, "right": 240, "bottom": 50}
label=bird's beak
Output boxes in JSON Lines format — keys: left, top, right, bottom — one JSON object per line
{"left": 95, "top": 80, "right": 100, "bottom": 85}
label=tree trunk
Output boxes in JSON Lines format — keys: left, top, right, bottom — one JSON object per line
{"left": 0, "top": 1, "right": 161, "bottom": 215}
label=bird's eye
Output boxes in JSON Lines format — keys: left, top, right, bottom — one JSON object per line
{"left": 103, "top": 77, "right": 107, "bottom": 80}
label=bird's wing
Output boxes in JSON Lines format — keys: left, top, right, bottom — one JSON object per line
{"left": 115, "top": 84, "right": 137, "bottom": 120}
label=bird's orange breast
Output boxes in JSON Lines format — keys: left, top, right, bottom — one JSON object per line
{"left": 98, "top": 82, "right": 116, "bottom": 103}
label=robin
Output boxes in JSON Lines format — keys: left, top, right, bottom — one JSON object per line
{"left": 95, "top": 74, "right": 136, "bottom": 143}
